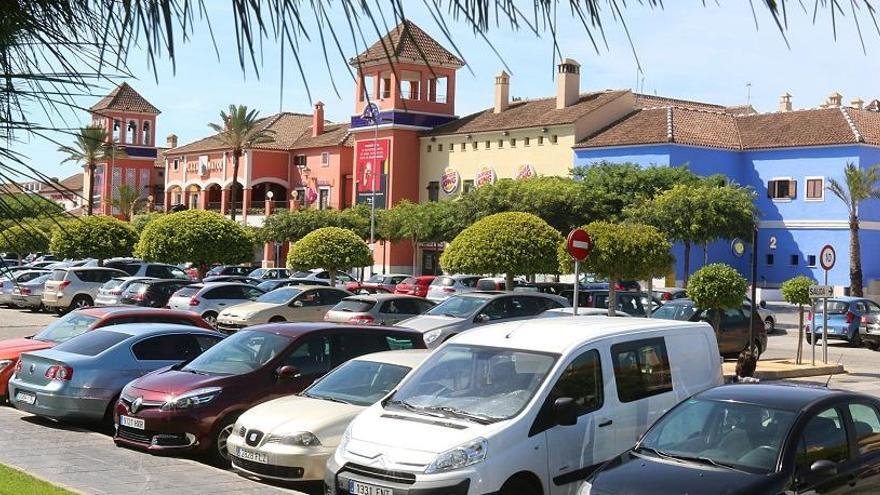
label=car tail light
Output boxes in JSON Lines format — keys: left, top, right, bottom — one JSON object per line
{"left": 20, "top": 287, "right": 31, "bottom": 295}
{"left": 350, "top": 315, "right": 375, "bottom": 324}
{"left": 58, "top": 280, "right": 71, "bottom": 290}
{"left": 189, "top": 297, "right": 200, "bottom": 306}
{"left": 662, "top": 292, "right": 672, "bottom": 300}
{"left": 130, "top": 292, "right": 145, "bottom": 301}
{"left": 847, "top": 311, "right": 856, "bottom": 324}
{"left": 442, "top": 287, "right": 455, "bottom": 293}
{"left": 45, "top": 365, "right": 74, "bottom": 381}
{"left": 110, "top": 289, "right": 122, "bottom": 295}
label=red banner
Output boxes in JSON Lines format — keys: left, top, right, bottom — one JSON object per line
{"left": 356, "top": 139, "right": 389, "bottom": 193}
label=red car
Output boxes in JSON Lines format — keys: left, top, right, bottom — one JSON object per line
{"left": 0, "top": 307, "right": 212, "bottom": 402}
{"left": 346, "top": 273, "right": 411, "bottom": 294}
{"left": 394, "top": 275, "right": 436, "bottom": 298}
{"left": 113, "top": 322, "right": 426, "bottom": 465}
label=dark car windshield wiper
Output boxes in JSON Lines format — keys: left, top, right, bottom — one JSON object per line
{"left": 422, "top": 405, "right": 498, "bottom": 425}
{"left": 637, "top": 447, "right": 745, "bottom": 472}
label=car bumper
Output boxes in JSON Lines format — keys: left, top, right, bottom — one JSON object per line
{"left": 41, "top": 293, "right": 66, "bottom": 308}
{"left": 12, "top": 294, "right": 42, "bottom": 307}
{"left": 808, "top": 325, "right": 852, "bottom": 340}
{"left": 7, "top": 382, "right": 114, "bottom": 421}
{"left": 227, "top": 433, "right": 333, "bottom": 482}
{"left": 95, "top": 295, "right": 121, "bottom": 306}
{"left": 326, "top": 455, "right": 474, "bottom": 495}
{"left": 112, "top": 400, "right": 213, "bottom": 454}
{"left": 217, "top": 320, "right": 250, "bottom": 334}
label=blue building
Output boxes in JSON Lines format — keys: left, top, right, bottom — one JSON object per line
{"left": 574, "top": 95, "right": 880, "bottom": 292}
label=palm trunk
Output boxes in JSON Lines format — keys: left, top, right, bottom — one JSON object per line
{"left": 229, "top": 151, "right": 241, "bottom": 221}
{"left": 86, "top": 163, "right": 96, "bottom": 216}
{"left": 682, "top": 241, "right": 691, "bottom": 288}
{"left": 850, "top": 214, "right": 863, "bottom": 297}
{"left": 608, "top": 281, "right": 617, "bottom": 317}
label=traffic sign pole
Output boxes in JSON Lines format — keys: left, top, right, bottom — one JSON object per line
{"left": 823, "top": 270, "right": 829, "bottom": 364}
{"left": 566, "top": 229, "right": 593, "bottom": 317}
{"left": 818, "top": 244, "right": 836, "bottom": 365}
{"left": 572, "top": 260, "right": 580, "bottom": 316}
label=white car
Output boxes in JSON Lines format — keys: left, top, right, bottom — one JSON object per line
{"left": 0, "top": 269, "right": 48, "bottom": 306}
{"left": 42, "top": 267, "right": 129, "bottom": 314}
{"left": 327, "top": 316, "right": 724, "bottom": 495}
{"left": 94, "top": 276, "right": 155, "bottom": 306}
{"left": 167, "top": 282, "right": 265, "bottom": 328}
{"left": 539, "top": 307, "right": 631, "bottom": 317}
{"left": 425, "top": 274, "right": 481, "bottom": 302}
{"left": 291, "top": 268, "right": 357, "bottom": 288}
{"left": 228, "top": 350, "right": 430, "bottom": 482}
{"left": 216, "top": 286, "right": 351, "bottom": 333}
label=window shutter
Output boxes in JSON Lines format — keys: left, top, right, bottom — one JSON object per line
{"left": 789, "top": 179, "right": 797, "bottom": 199}
{"left": 767, "top": 180, "right": 774, "bottom": 198}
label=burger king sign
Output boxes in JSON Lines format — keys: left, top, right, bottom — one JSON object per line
{"left": 475, "top": 166, "right": 497, "bottom": 188}
{"left": 441, "top": 167, "right": 460, "bottom": 194}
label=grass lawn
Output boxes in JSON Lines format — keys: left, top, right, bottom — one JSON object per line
{"left": 0, "top": 463, "right": 75, "bottom": 495}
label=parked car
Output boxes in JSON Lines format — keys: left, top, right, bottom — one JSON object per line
{"left": 394, "top": 276, "right": 436, "bottom": 298}
{"left": 206, "top": 265, "right": 257, "bottom": 277}
{"left": 325, "top": 294, "right": 436, "bottom": 325}
{"left": 202, "top": 275, "right": 262, "bottom": 285}
{"left": 539, "top": 307, "right": 631, "bottom": 317}
{"left": 10, "top": 272, "right": 52, "bottom": 311}
{"left": 744, "top": 296, "right": 776, "bottom": 332}
{"left": 42, "top": 267, "right": 129, "bottom": 314}
{"left": 0, "top": 269, "right": 48, "bottom": 307}
{"left": 228, "top": 349, "right": 431, "bottom": 483}
{"left": 806, "top": 296, "right": 879, "bottom": 346}
{"left": 255, "top": 278, "right": 330, "bottom": 293}
{"left": 327, "top": 316, "right": 724, "bottom": 495}
{"left": 113, "top": 322, "right": 427, "bottom": 465}
{"left": 94, "top": 276, "right": 155, "bottom": 306}
{"left": 0, "top": 307, "right": 212, "bottom": 403}
{"left": 475, "top": 277, "right": 531, "bottom": 291}
{"left": 396, "top": 291, "right": 568, "bottom": 348}
{"left": 103, "top": 260, "right": 190, "bottom": 280}
{"left": 291, "top": 268, "right": 357, "bottom": 288}
{"left": 216, "top": 286, "right": 351, "bottom": 333}
{"left": 425, "top": 274, "right": 481, "bottom": 302}
{"left": 652, "top": 298, "right": 767, "bottom": 358}
{"left": 652, "top": 287, "right": 688, "bottom": 301}
{"left": 9, "top": 323, "right": 223, "bottom": 422}
{"left": 512, "top": 281, "right": 572, "bottom": 295}
{"left": 25, "top": 261, "right": 57, "bottom": 269}
{"left": 167, "top": 282, "right": 265, "bottom": 328}
{"left": 347, "top": 273, "right": 410, "bottom": 293}
{"left": 118, "top": 279, "right": 197, "bottom": 308}
{"left": 247, "top": 267, "right": 292, "bottom": 280}
{"left": 560, "top": 289, "right": 661, "bottom": 317}
{"left": 580, "top": 383, "right": 880, "bottom": 495}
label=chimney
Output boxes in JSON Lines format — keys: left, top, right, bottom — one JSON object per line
{"left": 494, "top": 71, "right": 510, "bottom": 114}
{"left": 852, "top": 97, "right": 865, "bottom": 110}
{"left": 556, "top": 58, "right": 581, "bottom": 109}
{"left": 312, "top": 101, "right": 325, "bottom": 137}
{"left": 166, "top": 133, "right": 178, "bottom": 149}
{"left": 827, "top": 92, "right": 843, "bottom": 107}
{"left": 779, "top": 93, "right": 792, "bottom": 112}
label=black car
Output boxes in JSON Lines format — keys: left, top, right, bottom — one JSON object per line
{"left": 119, "top": 279, "right": 196, "bottom": 307}
{"left": 202, "top": 275, "right": 262, "bottom": 285}
{"left": 255, "top": 278, "right": 331, "bottom": 292}
{"left": 205, "top": 265, "right": 256, "bottom": 277}
{"left": 583, "top": 384, "right": 880, "bottom": 495}
{"left": 512, "top": 282, "right": 573, "bottom": 295}
{"left": 652, "top": 298, "right": 767, "bottom": 358}
{"left": 559, "top": 289, "right": 662, "bottom": 317}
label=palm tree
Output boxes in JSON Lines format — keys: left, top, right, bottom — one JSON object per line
{"left": 111, "top": 184, "right": 147, "bottom": 221}
{"left": 58, "top": 126, "right": 127, "bottom": 216}
{"left": 208, "top": 105, "right": 275, "bottom": 221}
{"left": 827, "top": 162, "right": 880, "bottom": 297}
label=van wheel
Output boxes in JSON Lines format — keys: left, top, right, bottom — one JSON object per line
{"left": 202, "top": 312, "right": 218, "bottom": 328}
{"left": 69, "top": 295, "right": 92, "bottom": 311}
{"left": 500, "top": 475, "right": 541, "bottom": 495}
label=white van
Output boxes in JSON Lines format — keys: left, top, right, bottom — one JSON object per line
{"left": 325, "top": 316, "right": 723, "bottom": 495}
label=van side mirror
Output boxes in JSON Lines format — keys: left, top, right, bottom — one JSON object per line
{"left": 759, "top": 300, "right": 767, "bottom": 309}
{"left": 474, "top": 313, "right": 491, "bottom": 323}
{"left": 275, "top": 365, "right": 299, "bottom": 380}
{"left": 552, "top": 397, "right": 578, "bottom": 426}
{"left": 810, "top": 459, "right": 837, "bottom": 478}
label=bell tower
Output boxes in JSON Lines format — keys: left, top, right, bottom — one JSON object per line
{"left": 349, "top": 20, "right": 464, "bottom": 273}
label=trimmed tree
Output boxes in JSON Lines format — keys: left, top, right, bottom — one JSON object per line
{"left": 576, "top": 222, "right": 673, "bottom": 316}
{"left": 687, "top": 262, "right": 749, "bottom": 344}
{"left": 781, "top": 275, "right": 814, "bottom": 364}
{"left": 440, "top": 212, "right": 563, "bottom": 290}
{"left": 286, "top": 227, "right": 372, "bottom": 286}
{"left": 130, "top": 211, "right": 164, "bottom": 233}
{"left": 49, "top": 216, "right": 138, "bottom": 263}
{"left": 0, "top": 224, "right": 51, "bottom": 256}
{"left": 135, "top": 210, "right": 254, "bottom": 278}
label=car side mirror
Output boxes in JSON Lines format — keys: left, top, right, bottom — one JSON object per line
{"left": 275, "top": 365, "right": 299, "bottom": 380}
{"left": 552, "top": 397, "right": 578, "bottom": 426}
{"left": 474, "top": 313, "right": 491, "bottom": 323}
{"left": 759, "top": 300, "right": 767, "bottom": 309}
{"left": 810, "top": 459, "right": 838, "bottom": 478}
{"left": 292, "top": 300, "right": 303, "bottom": 308}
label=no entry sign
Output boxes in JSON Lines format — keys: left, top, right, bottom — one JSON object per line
{"left": 567, "top": 229, "right": 593, "bottom": 261}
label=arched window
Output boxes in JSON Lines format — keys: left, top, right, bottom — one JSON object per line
{"left": 127, "top": 120, "right": 137, "bottom": 144}
{"left": 112, "top": 120, "right": 121, "bottom": 142}
{"left": 142, "top": 121, "right": 151, "bottom": 146}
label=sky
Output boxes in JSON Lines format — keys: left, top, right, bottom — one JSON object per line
{"left": 10, "top": 1, "right": 880, "bottom": 180}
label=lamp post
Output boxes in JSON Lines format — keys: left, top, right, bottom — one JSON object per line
{"left": 361, "top": 102, "right": 385, "bottom": 276}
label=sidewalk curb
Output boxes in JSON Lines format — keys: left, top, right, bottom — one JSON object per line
{"left": 723, "top": 359, "right": 846, "bottom": 380}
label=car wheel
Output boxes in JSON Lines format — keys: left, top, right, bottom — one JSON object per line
{"left": 69, "top": 295, "right": 92, "bottom": 311}
{"left": 850, "top": 330, "right": 862, "bottom": 348}
{"left": 209, "top": 417, "right": 237, "bottom": 467}
{"left": 753, "top": 340, "right": 763, "bottom": 359}
{"left": 500, "top": 475, "right": 541, "bottom": 495}
{"left": 764, "top": 317, "right": 775, "bottom": 332}
{"left": 202, "top": 312, "right": 218, "bottom": 328}
{"left": 268, "top": 316, "right": 286, "bottom": 323}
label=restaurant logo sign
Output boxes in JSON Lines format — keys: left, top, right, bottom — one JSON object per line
{"left": 475, "top": 166, "right": 497, "bottom": 188}
{"left": 516, "top": 164, "right": 536, "bottom": 180}
{"left": 441, "top": 167, "right": 460, "bottom": 194}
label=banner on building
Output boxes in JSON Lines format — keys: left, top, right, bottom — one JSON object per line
{"left": 356, "top": 139, "right": 389, "bottom": 208}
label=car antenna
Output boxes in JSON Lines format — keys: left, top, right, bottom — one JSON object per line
{"left": 824, "top": 354, "right": 844, "bottom": 388}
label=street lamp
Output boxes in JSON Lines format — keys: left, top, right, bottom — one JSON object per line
{"left": 266, "top": 190, "right": 274, "bottom": 200}
{"left": 361, "top": 102, "right": 388, "bottom": 276}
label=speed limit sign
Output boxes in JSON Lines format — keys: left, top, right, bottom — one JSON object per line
{"left": 820, "top": 244, "right": 836, "bottom": 271}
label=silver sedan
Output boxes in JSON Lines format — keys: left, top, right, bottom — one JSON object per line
{"left": 8, "top": 323, "right": 223, "bottom": 422}
{"left": 324, "top": 294, "right": 435, "bottom": 325}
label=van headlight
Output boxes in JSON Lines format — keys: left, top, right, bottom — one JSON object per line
{"left": 424, "top": 438, "right": 487, "bottom": 474}
{"left": 160, "top": 387, "right": 222, "bottom": 411}
{"left": 424, "top": 329, "right": 443, "bottom": 345}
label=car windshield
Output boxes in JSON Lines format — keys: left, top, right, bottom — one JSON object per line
{"left": 387, "top": 344, "right": 557, "bottom": 423}
{"left": 332, "top": 299, "right": 375, "bottom": 313}
{"left": 256, "top": 287, "right": 301, "bottom": 304}
{"left": 292, "top": 271, "right": 312, "bottom": 278}
{"left": 425, "top": 295, "right": 487, "bottom": 318}
{"left": 813, "top": 301, "right": 849, "bottom": 314}
{"left": 27, "top": 274, "right": 50, "bottom": 286}
{"left": 50, "top": 269, "right": 67, "bottom": 281}
{"left": 183, "top": 330, "right": 292, "bottom": 375}
{"left": 102, "top": 278, "right": 125, "bottom": 290}
{"left": 638, "top": 398, "right": 797, "bottom": 474}
{"left": 303, "top": 359, "right": 412, "bottom": 406}
{"left": 257, "top": 280, "right": 281, "bottom": 292}
{"left": 249, "top": 268, "right": 267, "bottom": 278}
{"left": 32, "top": 312, "right": 100, "bottom": 343}
{"left": 172, "top": 286, "right": 200, "bottom": 298}
{"left": 125, "top": 282, "right": 149, "bottom": 294}
{"left": 52, "top": 330, "right": 129, "bottom": 356}
{"left": 652, "top": 303, "right": 696, "bottom": 321}
{"left": 366, "top": 274, "right": 384, "bottom": 283}
{"left": 399, "top": 277, "right": 416, "bottom": 285}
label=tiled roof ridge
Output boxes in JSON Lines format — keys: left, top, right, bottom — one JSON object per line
{"left": 634, "top": 93, "right": 725, "bottom": 109}
{"left": 666, "top": 107, "right": 674, "bottom": 142}
{"left": 840, "top": 107, "right": 864, "bottom": 143}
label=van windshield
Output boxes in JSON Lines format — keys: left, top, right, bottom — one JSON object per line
{"left": 386, "top": 344, "right": 557, "bottom": 424}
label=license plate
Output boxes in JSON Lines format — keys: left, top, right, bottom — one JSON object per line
{"left": 119, "top": 415, "right": 145, "bottom": 430}
{"left": 349, "top": 480, "right": 393, "bottom": 495}
{"left": 15, "top": 391, "right": 36, "bottom": 404}
{"left": 237, "top": 447, "right": 268, "bottom": 464}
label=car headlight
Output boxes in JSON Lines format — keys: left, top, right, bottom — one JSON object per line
{"left": 160, "top": 387, "right": 222, "bottom": 411}
{"left": 577, "top": 481, "right": 593, "bottom": 495}
{"left": 338, "top": 424, "right": 353, "bottom": 453}
{"left": 424, "top": 437, "right": 487, "bottom": 474}
{"left": 0, "top": 359, "right": 13, "bottom": 372}
{"left": 424, "top": 329, "right": 443, "bottom": 345}
{"left": 274, "top": 431, "right": 321, "bottom": 447}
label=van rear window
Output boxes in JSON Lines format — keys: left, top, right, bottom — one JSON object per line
{"left": 611, "top": 337, "right": 673, "bottom": 403}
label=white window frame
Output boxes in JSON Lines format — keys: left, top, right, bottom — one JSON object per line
{"left": 768, "top": 176, "right": 795, "bottom": 202}
{"left": 318, "top": 186, "right": 331, "bottom": 210}
{"left": 321, "top": 152, "right": 330, "bottom": 166}
{"left": 172, "top": 159, "right": 180, "bottom": 171}
{"left": 804, "top": 176, "right": 825, "bottom": 202}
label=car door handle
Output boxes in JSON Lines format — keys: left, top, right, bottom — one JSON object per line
{"left": 598, "top": 419, "right": 613, "bottom": 427}
{"left": 218, "top": 303, "right": 226, "bottom": 306}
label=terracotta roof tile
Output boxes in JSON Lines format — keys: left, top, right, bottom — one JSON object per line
{"left": 57, "top": 173, "right": 83, "bottom": 191}
{"left": 735, "top": 108, "right": 857, "bottom": 149}
{"left": 290, "top": 123, "right": 352, "bottom": 149}
{"left": 724, "top": 105, "right": 757, "bottom": 115}
{"left": 671, "top": 108, "right": 741, "bottom": 149}
{"left": 576, "top": 108, "right": 669, "bottom": 148}
{"left": 844, "top": 107, "right": 880, "bottom": 146}
{"left": 89, "top": 82, "right": 160, "bottom": 114}
{"left": 635, "top": 93, "right": 724, "bottom": 111}
{"left": 350, "top": 20, "right": 463, "bottom": 68}
{"left": 426, "top": 90, "right": 630, "bottom": 136}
